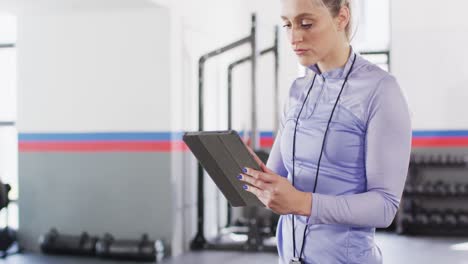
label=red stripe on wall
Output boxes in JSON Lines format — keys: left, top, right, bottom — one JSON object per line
{"left": 260, "top": 138, "right": 468, "bottom": 149}
{"left": 412, "top": 138, "right": 468, "bottom": 147}
{"left": 19, "top": 141, "right": 189, "bottom": 152}
{"left": 260, "top": 138, "right": 274, "bottom": 148}
{"left": 18, "top": 137, "right": 468, "bottom": 152}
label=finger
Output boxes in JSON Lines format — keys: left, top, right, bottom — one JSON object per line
{"left": 242, "top": 142, "right": 275, "bottom": 173}
{"left": 260, "top": 163, "right": 274, "bottom": 174}
{"left": 243, "top": 142, "right": 267, "bottom": 171}
{"left": 243, "top": 167, "right": 276, "bottom": 183}
{"left": 239, "top": 173, "right": 269, "bottom": 190}
{"left": 243, "top": 184, "right": 262, "bottom": 198}
{"left": 243, "top": 185, "right": 270, "bottom": 207}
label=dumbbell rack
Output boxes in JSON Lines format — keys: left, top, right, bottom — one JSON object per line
{"left": 396, "top": 153, "right": 468, "bottom": 235}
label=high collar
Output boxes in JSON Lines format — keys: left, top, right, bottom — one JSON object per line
{"left": 307, "top": 46, "right": 357, "bottom": 80}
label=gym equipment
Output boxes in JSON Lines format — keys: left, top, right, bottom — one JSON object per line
{"left": 0, "top": 228, "right": 16, "bottom": 258}
{"left": 0, "top": 182, "right": 9, "bottom": 210}
{"left": 457, "top": 212, "right": 468, "bottom": 228}
{"left": 95, "top": 233, "right": 164, "bottom": 262}
{"left": 192, "top": 13, "right": 257, "bottom": 250}
{"left": 0, "top": 179, "right": 19, "bottom": 258}
{"left": 225, "top": 25, "right": 279, "bottom": 235}
{"left": 405, "top": 181, "right": 468, "bottom": 197}
{"left": 396, "top": 152, "right": 468, "bottom": 235}
{"left": 191, "top": 13, "right": 279, "bottom": 252}
{"left": 443, "top": 210, "right": 457, "bottom": 228}
{"left": 408, "top": 153, "right": 468, "bottom": 167}
{"left": 427, "top": 210, "right": 443, "bottom": 227}
{"left": 39, "top": 228, "right": 97, "bottom": 256}
{"left": 227, "top": 26, "right": 279, "bottom": 136}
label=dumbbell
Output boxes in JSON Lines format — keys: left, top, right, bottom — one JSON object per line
{"left": 443, "top": 209, "right": 458, "bottom": 229}
{"left": 402, "top": 201, "right": 415, "bottom": 214}
{"left": 438, "top": 154, "right": 448, "bottom": 165}
{"left": 409, "top": 154, "right": 417, "bottom": 165}
{"left": 447, "top": 154, "right": 456, "bottom": 166}
{"left": 412, "top": 154, "right": 423, "bottom": 166}
{"left": 424, "top": 182, "right": 437, "bottom": 195}
{"left": 433, "top": 181, "right": 449, "bottom": 196}
{"left": 415, "top": 213, "right": 430, "bottom": 226}
{"left": 428, "top": 210, "right": 443, "bottom": 227}
{"left": 455, "top": 183, "right": 468, "bottom": 197}
{"left": 463, "top": 155, "right": 468, "bottom": 166}
{"left": 432, "top": 154, "right": 444, "bottom": 166}
{"left": 457, "top": 212, "right": 468, "bottom": 228}
{"left": 464, "top": 184, "right": 468, "bottom": 196}
{"left": 447, "top": 183, "right": 458, "bottom": 197}
{"left": 400, "top": 214, "right": 415, "bottom": 226}
{"left": 39, "top": 228, "right": 97, "bottom": 256}
{"left": 403, "top": 184, "right": 414, "bottom": 194}
{"left": 447, "top": 154, "right": 466, "bottom": 166}
{"left": 456, "top": 155, "right": 468, "bottom": 166}
{"left": 422, "top": 155, "right": 432, "bottom": 166}
{"left": 95, "top": 233, "right": 164, "bottom": 261}
{"left": 414, "top": 183, "right": 425, "bottom": 194}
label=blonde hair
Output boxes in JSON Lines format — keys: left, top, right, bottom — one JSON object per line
{"left": 313, "top": 0, "right": 353, "bottom": 39}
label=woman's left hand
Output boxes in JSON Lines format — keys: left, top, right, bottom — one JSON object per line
{"left": 239, "top": 167, "right": 312, "bottom": 216}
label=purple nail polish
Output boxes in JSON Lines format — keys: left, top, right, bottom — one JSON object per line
{"left": 242, "top": 168, "right": 247, "bottom": 173}
{"left": 237, "top": 175, "right": 242, "bottom": 180}
{"left": 243, "top": 185, "right": 248, "bottom": 190}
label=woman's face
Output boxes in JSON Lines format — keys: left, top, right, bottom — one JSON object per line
{"left": 280, "top": 0, "right": 343, "bottom": 67}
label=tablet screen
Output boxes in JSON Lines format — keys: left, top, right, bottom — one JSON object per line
{"left": 183, "top": 130, "right": 264, "bottom": 207}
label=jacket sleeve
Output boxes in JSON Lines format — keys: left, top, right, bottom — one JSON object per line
{"left": 266, "top": 100, "right": 289, "bottom": 178}
{"left": 307, "top": 75, "right": 412, "bottom": 228}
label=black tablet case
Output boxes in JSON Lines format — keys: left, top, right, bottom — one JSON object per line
{"left": 183, "top": 130, "right": 265, "bottom": 207}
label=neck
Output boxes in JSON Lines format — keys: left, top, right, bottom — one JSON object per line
{"left": 317, "top": 42, "right": 351, "bottom": 73}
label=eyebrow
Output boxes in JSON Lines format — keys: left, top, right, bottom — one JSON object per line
{"left": 281, "top": 13, "right": 315, "bottom": 20}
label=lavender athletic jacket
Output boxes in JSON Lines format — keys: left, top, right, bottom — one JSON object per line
{"left": 267, "top": 48, "right": 412, "bottom": 264}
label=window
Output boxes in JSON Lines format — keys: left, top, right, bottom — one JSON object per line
{"left": 0, "top": 14, "right": 18, "bottom": 229}
{"left": 352, "top": 0, "right": 391, "bottom": 71}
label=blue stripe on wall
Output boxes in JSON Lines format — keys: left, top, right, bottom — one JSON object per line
{"left": 412, "top": 130, "right": 468, "bottom": 137}
{"left": 17, "top": 130, "right": 468, "bottom": 142}
{"left": 19, "top": 132, "right": 178, "bottom": 141}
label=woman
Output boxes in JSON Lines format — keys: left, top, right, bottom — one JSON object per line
{"left": 238, "top": 0, "right": 411, "bottom": 263}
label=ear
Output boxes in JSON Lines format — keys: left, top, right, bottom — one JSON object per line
{"left": 335, "top": 5, "right": 350, "bottom": 32}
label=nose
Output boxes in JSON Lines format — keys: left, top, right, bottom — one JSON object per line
{"left": 290, "top": 27, "right": 303, "bottom": 47}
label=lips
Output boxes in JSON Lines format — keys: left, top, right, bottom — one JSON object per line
{"left": 294, "top": 49, "right": 309, "bottom": 55}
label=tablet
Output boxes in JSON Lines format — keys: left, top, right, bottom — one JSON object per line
{"left": 183, "top": 130, "right": 264, "bottom": 207}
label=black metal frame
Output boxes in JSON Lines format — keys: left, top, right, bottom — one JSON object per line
{"left": 191, "top": 14, "right": 279, "bottom": 252}
{"left": 227, "top": 26, "right": 279, "bottom": 132}
{"left": 225, "top": 26, "right": 279, "bottom": 228}
{"left": 191, "top": 14, "right": 258, "bottom": 250}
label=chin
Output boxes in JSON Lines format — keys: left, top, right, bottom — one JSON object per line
{"left": 297, "top": 56, "right": 318, "bottom": 68}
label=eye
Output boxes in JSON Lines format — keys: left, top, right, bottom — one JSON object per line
{"left": 282, "top": 23, "right": 292, "bottom": 29}
{"left": 300, "top": 19, "right": 313, "bottom": 29}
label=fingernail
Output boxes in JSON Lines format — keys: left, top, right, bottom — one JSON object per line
{"left": 237, "top": 175, "right": 242, "bottom": 180}
{"left": 243, "top": 185, "right": 248, "bottom": 190}
{"left": 242, "top": 167, "right": 248, "bottom": 173}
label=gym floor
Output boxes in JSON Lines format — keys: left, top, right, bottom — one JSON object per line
{"left": 1, "top": 233, "right": 468, "bottom": 263}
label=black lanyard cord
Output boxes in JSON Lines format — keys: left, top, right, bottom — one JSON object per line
{"left": 292, "top": 53, "right": 358, "bottom": 261}
{"left": 291, "top": 74, "right": 317, "bottom": 259}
